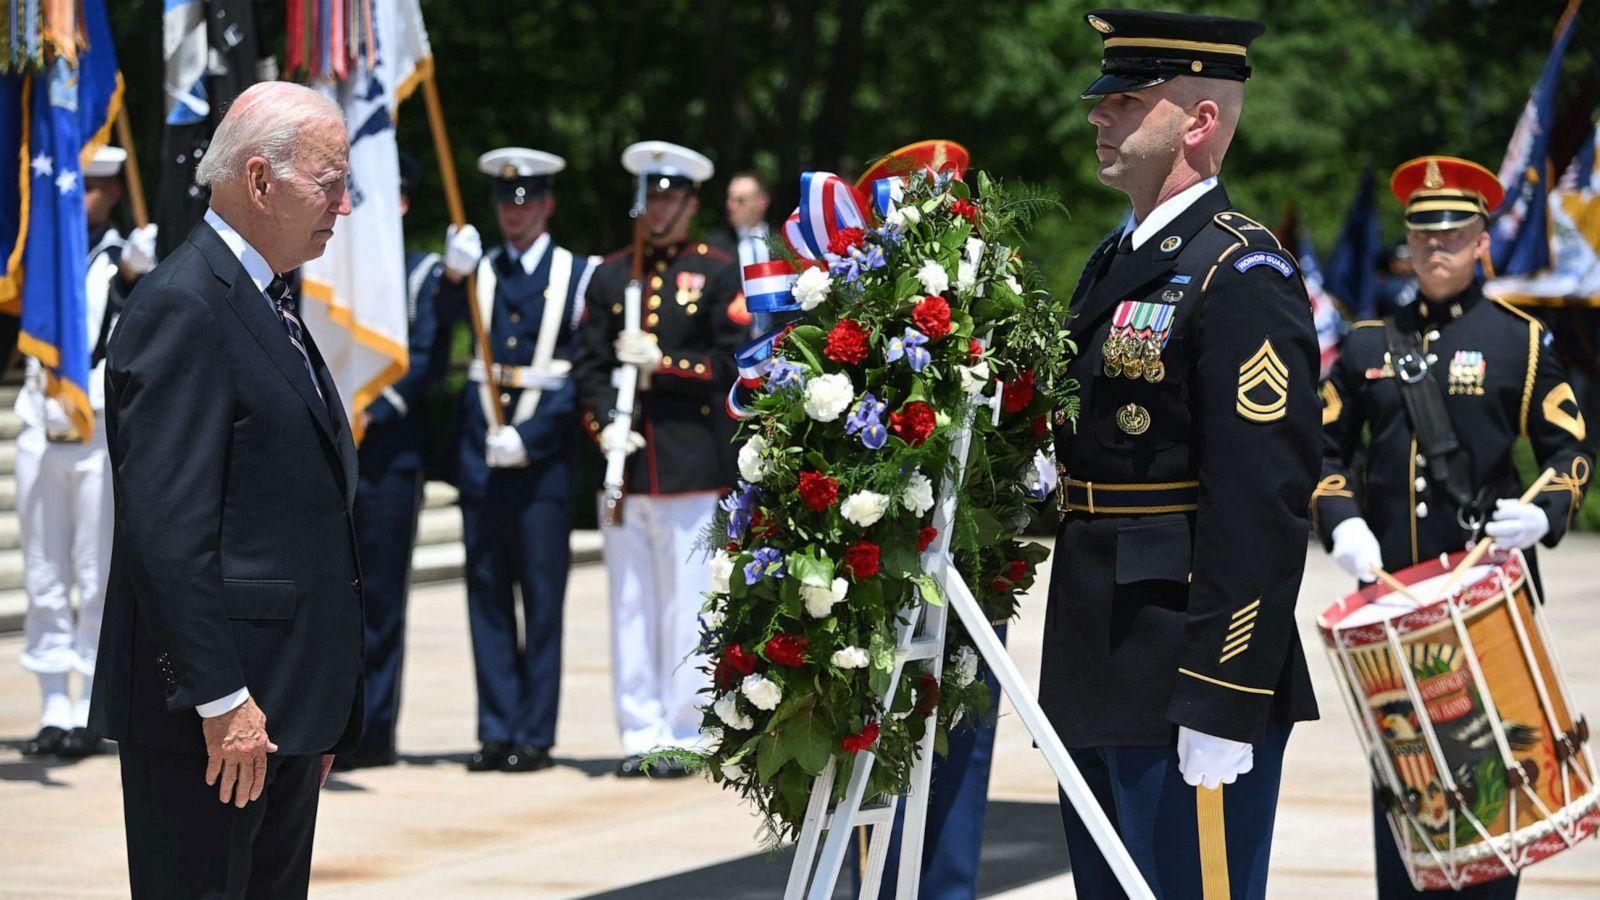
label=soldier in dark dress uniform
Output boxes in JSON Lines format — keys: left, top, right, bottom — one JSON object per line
{"left": 440, "top": 148, "right": 597, "bottom": 773}
{"left": 574, "top": 142, "right": 744, "bottom": 777}
{"left": 1315, "top": 155, "right": 1594, "bottom": 899}
{"left": 1045, "top": 11, "right": 1322, "bottom": 898}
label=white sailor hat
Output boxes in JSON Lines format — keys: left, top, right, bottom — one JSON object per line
{"left": 84, "top": 146, "right": 127, "bottom": 178}
{"left": 477, "top": 147, "right": 565, "bottom": 204}
{"left": 621, "top": 141, "right": 714, "bottom": 191}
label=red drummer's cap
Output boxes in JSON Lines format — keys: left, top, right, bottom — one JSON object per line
{"left": 854, "top": 139, "right": 970, "bottom": 191}
{"left": 1389, "top": 155, "right": 1504, "bottom": 231}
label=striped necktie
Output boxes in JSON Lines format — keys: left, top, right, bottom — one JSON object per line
{"left": 266, "top": 276, "right": 324, "bottom": 402}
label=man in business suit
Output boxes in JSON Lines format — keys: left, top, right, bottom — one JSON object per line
{"left": 88, "top": 81, "right": 360, "bottom": 899}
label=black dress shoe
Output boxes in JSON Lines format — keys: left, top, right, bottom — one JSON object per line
{"left": 332, "top": 748, "right": 398, "bottom": 772}
{"left": 57, "top": 727, "right": 102, "bottom": 758}
{"left": 466, "top": 742, "right": 512, "bottom": 772}
{"left": 500, "top": 745, "right": 553, "bottom": 773}
{"left": 616, "top": 754, "right": 650, "bottom": 777}
{"left": 22, "top": 726, "right": 67, "bottom": 757}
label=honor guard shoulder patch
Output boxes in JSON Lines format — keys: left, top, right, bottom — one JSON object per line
{"left": 1237, "top": 338, "right": 1289, "bottom": 423}
{"left": 1233, "top": 250, "right": 1295, "bottom": 278}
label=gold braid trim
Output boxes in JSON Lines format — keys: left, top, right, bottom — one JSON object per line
{"left": 1545, "top": 458, "right": 1592, "bottom": 532}
{"left": 1520, "top": 322, "right": 1539, "bottom": 436}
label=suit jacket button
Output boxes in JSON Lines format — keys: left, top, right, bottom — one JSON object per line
{"left": 352, "top": 578, "right": 362, "bottom": 593}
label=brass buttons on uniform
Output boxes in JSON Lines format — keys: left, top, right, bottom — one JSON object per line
{"left": 506, "top": 336, "right": 518, "bottom": 349}
{"left": 648, "top": 295, "right": 662, "bottom": 310}
{"left": 686, "top": 303, "right": 698, "bottom": 316}
{"left": 1116, "top": 403, "right": 1151, "bottom": 435}
{"left": 509, "top": 312, "right": 521, "bottom": 324}
{"left": 612, "top": 303, "right": 623, "bottom": 315}
{"left": 651, "top": 275, "right": 664, "bottom": 289}
{"left": 500, "top": 392, "right": 512, "bottom": 405}
{"left": 647, "top": 313, "right": 660, "bottom": 327}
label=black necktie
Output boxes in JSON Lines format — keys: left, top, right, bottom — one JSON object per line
{"left": 1116, "top": 230, "right": 1135, "bottom": 255}
{"left": 266, "top": 276, "right": 324, "bottom": 402}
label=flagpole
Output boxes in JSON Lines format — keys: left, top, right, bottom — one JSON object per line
{"left": 417, "top": 63, "right": 503, "bottom": 428}
{"left": 113, "top": 106, "right": 149, "bottom": 228}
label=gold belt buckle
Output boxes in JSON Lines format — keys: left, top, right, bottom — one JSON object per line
{"left": 1085, "top": 481, "right": 1095, "bottom": 514}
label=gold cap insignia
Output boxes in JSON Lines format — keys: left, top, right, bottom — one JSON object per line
{"left": 1191, "top": 60, "right": 1204, "bottom": 73}
{"left": 501, "top": 163, "right": 519, "bottom": 178}
{"left": 1088, "top": 15, "right": 1114, "bottom": 34}
{"left": 1423, "top": 158, "right": 1444, "bottom": 190}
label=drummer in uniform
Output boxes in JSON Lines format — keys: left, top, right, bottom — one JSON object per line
{"left": 1314, "top": 156, "right": 1594, "bottom": 899}
{"left": 1046, "top": 11, "right": 1322, "bottom": 897}
{"left": 439, "top": 147, "right": 597, "bottom": 773}
{"left": 16, "top": 146, "right": 156, "bottom": 758}
{"left": 574, "top": 142, "right": 745, "bottom": 777}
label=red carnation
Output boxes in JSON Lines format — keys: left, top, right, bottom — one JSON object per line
{"left": 827, "top": 227, "right": 865, "bottom": 256}
{"left": 917, "top": 526, "right": 939, "bottom": 552}
{"left": 950, "top": 198, "right": 981, "bottom": 225}
{"left": 771, "top": 324, "right": 798, "bottom": 349}
{"left": 890, "top": 401, "right": 937, "bottom": 447}
{"left": 912, "top": 296, "right": 952, "bottom": 341}
{"left": 764, "top": 633, "right": 810, "bottom": 668}
{"left": 844, "top": 540, "right": 881, "bottom": 580}
{"left": 991, "top": 577, "right": 1012, "bottom": 592}
{"left": 1001, "top": 370, "right": 1035, "bottom": 414}
{"left": 797, "top": 470, "right": 839, "bottom": 511}
{"left": 1030, "top": 416, "right": 1049, "bottom": 439}
{"left": 968, "top": 338, "right": 984, "bottom": 362}
{"left": 913, "top": 673, "right": 942, "bottom": 717}
{"left": 714, "top": 643, "right": 759, "bottom": 690}
{"left": 841, "top": 721, "right": 881, "bottom": 754}
{"left": 824, "top": 319, "right": 871, "bottom": 365}
{"left": 1005, "top": 560, "right": 1030, "bottom": 583}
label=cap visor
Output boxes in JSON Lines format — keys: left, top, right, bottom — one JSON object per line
{"left": 1080, "top": 72, "right": 1171, "bottom": 99}
{"left": 1405, "top": 209, "right": 1483, "bottom": 231}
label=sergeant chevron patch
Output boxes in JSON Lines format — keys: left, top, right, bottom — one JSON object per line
{"left": 1219, "top": 598, "right": 1260, "bottom": 664}
{"left": 1237, "top": 339, "right": 1289, "bottom": 423}
{"left": 1232, "top": 250, "right": 1294, "bottom": 278}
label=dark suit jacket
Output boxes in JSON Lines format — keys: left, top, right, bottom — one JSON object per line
{"left": 89, "top": 219, "right": 365, "bottom": 757}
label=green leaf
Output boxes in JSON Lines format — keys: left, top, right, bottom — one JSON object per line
{"left": 880, "top": 543, "right": 920, "bottom": 579}
{"left": 788, "top": 548, "right": 835, "bottom": 589}
{"left": 970, "top": 508, "right": 1006, "bottom": 546}
{"left": 939, "top": 221, "right": 972, "bottom": 252}
{"left": 757, "top": 733, "right": 793, "bottom": 782}
{"left": 894, "top": 269, "right": 923, "bottom": 302}
{"left": 781, "top": 706, "right": 836, "bottom": 775}
{"left": 786, "top": 325, "right": 828, "bottom": 373}
{"left": 911, "top": 573, "right": 944, "bottom": 607}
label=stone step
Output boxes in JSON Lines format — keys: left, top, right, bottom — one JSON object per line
{"left": 0, "top": 411, "right": 20, "bottom": 442}
{"left": 0, "top": 545, "right": 20, "bottom": 590}
{"left": 0, "top": 513, "right": 19, "bottom": 551}
{"left": 423, "top": 480, "right": 458, "bottom": 510}
{"left": 416, "top": 504, "right": 461, "bottom": 546}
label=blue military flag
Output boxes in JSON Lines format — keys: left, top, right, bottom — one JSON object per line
{"left": 1490, "top": 0, "right": 1581, "bottom": 277}
{"left": 1324, "top": 166, "right": 1381, "bottom": 320}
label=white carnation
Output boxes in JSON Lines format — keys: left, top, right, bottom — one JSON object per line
{"left": 831, "top": 646, "right": 871, "bottom": 669}
{"left": 804, "top": 373, "right": 854, "bottom": 422}
{"left": 951, "top": 646, "right": 979, "bottom": 688}
{"left": 956, "top": 360, "right": 990, "bottom": 396}
{"left": 793, "top": 266, "right": 832, "bottom": 312}
{"left": 721, "top": 759, "right": 746, "bottom": 780}
{"left": 1004, "top": 274, "right": 1022, "bottom": 295}
{"left": 902, "top": 470, "right": 936, "bottom": 517}
{"left": 956, "top": 260, "right": 977, "bottom": 293}
{"left": 801, "top": 577, "right": 849, "bottom": 619}
{"left": 709, "top": 550, "right": 735, "bottom": 595}
{"left": 741, "top": 673, "right": 783, "bottom": 711}
{"left": 964, "top": 236, "right": 986, "bottom": 265}
{"left": 888, "top": 205, "right": 921, "bottom": 228}
{"left": 840, "top": 490, "right": 890, "bottom": 528}
{"left": 714, "top": 692, "right": 754, "bottom": 730}
{"left": 737, "top": 435, "right": 768, "bottom": 483}
{"left": 916, "top": 259, "right": 950, "bottom": 296}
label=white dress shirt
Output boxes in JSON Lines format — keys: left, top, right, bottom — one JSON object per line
{"left": 1120, "top": 176, "right": 1219, "bottom": 251}
{"left": 505, "top": 232, "right": 551, "bottom": 276}
{"left": 736, "top": 223, "right": 770, "bottom": 271}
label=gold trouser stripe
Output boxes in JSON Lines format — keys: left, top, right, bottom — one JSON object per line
{"left": 1104, "top": 36, "right": 1247, "bottom": 56}
{"left": 1178, "top": 667, "right": 1275, "bottom": 695}
{"left": 1196, "top": 786, "right": 1231, "bottom": 900}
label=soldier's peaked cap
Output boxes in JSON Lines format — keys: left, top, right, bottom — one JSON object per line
{"left": 1080, "top": 8, "right": 1265, "bottom": 99}
{"left": 478, "top": 147, "right": 565, "bottom": 204}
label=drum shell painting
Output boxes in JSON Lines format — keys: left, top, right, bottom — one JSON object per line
{"left": 1320, "top": 550, "right": 1600, "bottom": 889}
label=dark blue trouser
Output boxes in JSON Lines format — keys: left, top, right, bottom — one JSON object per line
{"left": 353, "top": 464, "right": 424, "bottom": 756}
{"left": 461, "top": 489, "right": 571, "bottom": 747}
{"left": 1059, "top": 725, "right": 1292, "bottom": 900}
{"left": 849, "top": 625, "right": 1007, "bottom": 899}
{"left": 1372, "top": 791, "right": 1520, "bottom": 899}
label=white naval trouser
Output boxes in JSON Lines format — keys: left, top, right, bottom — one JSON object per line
{"left": 15, "top": 424, "right": 113, "bottom": 688}
{"left": 601, "top": 492, "right": 717, "bottom": 755}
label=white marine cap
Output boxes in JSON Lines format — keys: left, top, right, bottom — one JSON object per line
{"left": 621, "top": 141, "right": 714, "bottom": 189}
{"left": 84, "top": 145, "right": 127, "bottom": 178}
{"left": 477, "top": 147, "right": 565, "bottom": 203}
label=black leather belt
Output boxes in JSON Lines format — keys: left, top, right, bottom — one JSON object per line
{"left": 1062, "top": 478, "right": 1199, "bottom": 515}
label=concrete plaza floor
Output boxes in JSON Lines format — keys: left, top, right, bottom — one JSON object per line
{"left": 3, "top": 535, "right": 1599, "bottom": 898}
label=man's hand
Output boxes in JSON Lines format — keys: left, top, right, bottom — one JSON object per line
{"left": 1176, "top": 726, "right": 1254, "bottom": 790}
{"left": 443, "top": 224, "right": 483, "bottom": 283}
{"left": 202, "top": 697, "right": 278, "bottom": 807}
{"left": 120, "top": 223, "right": 158, "bottom": 278}
{"left": 615, "top": 330, "right": 663, "bottom": 369}
{"left": 1331, "top": 517, "right": 1384, "bottom": 583}
{"left": 485, "top": 425, "right": 529, "bottom": 468}
{"left": 1485, "top": 499, "right": 1549, "bottom": 551}
{"left": 599, "top": 421, "right": 645, "bottom": 458}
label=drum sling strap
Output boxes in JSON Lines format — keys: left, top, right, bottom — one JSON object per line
{"left": 1383, "top": 320, "right": 1493, "bottom": 529}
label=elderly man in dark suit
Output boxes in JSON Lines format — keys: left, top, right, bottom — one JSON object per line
{"left": 88, "top": 80, "right": 359, "bottom": 899}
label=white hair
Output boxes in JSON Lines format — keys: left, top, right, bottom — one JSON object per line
{"left": 194, "top": 81, "right": 345, "bottom": 188}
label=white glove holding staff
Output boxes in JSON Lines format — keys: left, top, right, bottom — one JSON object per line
{"left": 120, "top": 223, "right": 158, "bottom": 277}
{"left": 1177, "top": 726, "right": 1254, "bottom": 790}
{"left": 600, "top": 421, "right": 645, "bottom": 458}
{"left": 1331, "top": 517, "right": 1383, "bottom": 583}
{"left": 443, "top": 224, "right": 483, "bottom": 281}
{"left": 485, "top": 425, "right": 528, "bottom": 468}
{"left": 614, "top": 330, "right": 663, "bottom": 369}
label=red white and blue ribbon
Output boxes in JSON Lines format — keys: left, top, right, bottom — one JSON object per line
{"left": 742, "top": 260, "right": 799, "bottom": 315}
{"left": 870, "top": 177, "right": 904, "bottom": 219}
{"left": 788, "top": 171, "right": 870, "bottom": 260}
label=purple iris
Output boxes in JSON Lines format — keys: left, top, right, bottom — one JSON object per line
{"left": 845, "top": 393, "right": 888, "bottom": 450}
{"left": 827, "top": 244, "right": 887, "bottom": 284}
{"left": 721, "top": 482, "right": 760, "bottom": 540}
{"left": 744, "top": 547, "right": 785, "bottom": 584}
{"left": 764, "top": 359, "right": 806, "bottom": 392}
{"left": 885, "top": 328, "right": 931, "bottom": 372}
{"left": 873, "top": 222, "right": 905, "bottom": 248}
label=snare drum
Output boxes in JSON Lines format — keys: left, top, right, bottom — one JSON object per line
{"left": 1318, "top": 549, "right": 1599, "bottom": 891}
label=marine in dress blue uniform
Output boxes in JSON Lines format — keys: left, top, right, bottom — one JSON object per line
{"left": 1048, "top": 12, "right": 1321, "bottom": 898}
{"left": 340, "top": 152, "right": 452, "bottom": 770}
{"left": 439, "top": 148, "right": 597, "bottom": 773}
{"left": 1314, "top": 157, "right": 1594, "bottom": 899}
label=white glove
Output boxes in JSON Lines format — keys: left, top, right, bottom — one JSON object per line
{"left": 120, "top": 223, "right": 158, "bottom": 276}
{"left": 615, "top": 330, "right": 663, "bottom": 369}
{"left": 1028, "top": 449, "right": 1059, "bottom": 501}
{"left": 1485, "top": 499, "right": 1549, "bottom": 551}
{"left": 485, "top": 425, "right": 528, "bottom": 469}
{"left": 1332, "top": 517, "right": 1383, "bottom": 583}
{"left": 599, "top": 420, "right": 645, "bottom": 457}
{"left": 1177, "top": 726, "right": 1254, "bottom": 790}
{"left": 444, "top": 224, "right": 483, "bottom": 278}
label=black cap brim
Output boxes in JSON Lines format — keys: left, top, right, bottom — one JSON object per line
{"left": 1405, "top": 209, "right": 1485, "bottom": 231}
{"left": 1081, "top": 71, "right": 1172, "bottom": 100}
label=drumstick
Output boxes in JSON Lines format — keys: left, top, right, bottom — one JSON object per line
{"left": 1368, "top": 565, "right": 1421, "bottom": 604}
{"left": 1437, "top": 467, "right": 1558, "bottom": 599}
